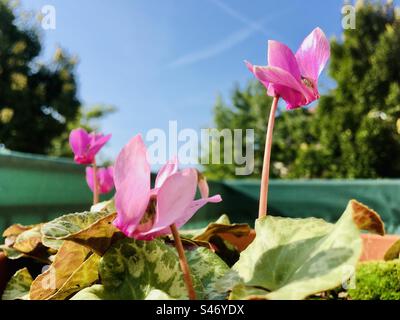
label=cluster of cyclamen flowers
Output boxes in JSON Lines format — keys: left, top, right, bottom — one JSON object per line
{"left": 68, "top": 130, "right": 221, "bottom": 240}
{"left": 67, "top": 26, "right": 330, "bottom": 300}
{"left": 69, "top": 128, "right": 114, "bottom": 201}
{"left": 69, "top": 129, "right": 222, "bottom": 300}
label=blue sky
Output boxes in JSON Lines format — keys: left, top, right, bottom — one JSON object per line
{"left": 22, "top": 0, "right": 361, "bottom": 160}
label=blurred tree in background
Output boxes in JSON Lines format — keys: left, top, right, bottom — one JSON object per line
{"left": 204, "top": 0, "right": 400, "bottom": 179}
{"left": 0, "top": 1, "right": 114, "bottom": 156}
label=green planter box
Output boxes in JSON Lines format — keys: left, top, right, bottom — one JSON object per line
{"left": 1, "top": 150, "right": 400, "bottom": 234}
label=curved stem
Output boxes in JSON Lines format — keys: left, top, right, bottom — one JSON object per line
{"left": 92, "top": 161, "right": 99, "bottom": 205}
{"left": 258, "top": 96, "right": 279, "bottom": 219}
{"left": 170, "top": 224, "right": 196, "bottom": 300}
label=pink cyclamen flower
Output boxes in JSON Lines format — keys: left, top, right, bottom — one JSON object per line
{"left": 245, "top": 27, "right": 330, "bottom": 110}
{"left": 86, "top": 166, "right": 114, "bottom": 194}
{"left": 113, "top": 134, "right": 222, "bottom": 240}
{"left": 69, "top": 128, "right": 111, "bottom": 164}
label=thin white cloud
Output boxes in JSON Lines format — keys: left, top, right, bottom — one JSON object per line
{"left": 209, "top": 0, "right": 270, "bottom": 36}
{"left": 167, "top": 0, "right": 287, "bottom": 68}
{"left": 167, "top": 20, "right": 265, "bottom": 68}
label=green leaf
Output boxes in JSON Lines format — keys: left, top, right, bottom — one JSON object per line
{"left": 2, "top": 268, "right": 33, "bottom": 300}
{"left": 71, "top": 238, "right": 188, "bottom": 300}
{"left": 71, "top": 238, "right": 229, "bottom": 300}
{"left": 63, "top": 213, "right": 119, "bottom": 256}
{"left": 144, "top": 289, "right": 175, "bottom": 300}
{"left": 186, "top": 247, "right": 230, "bottom": 300}
{"left": 41, "top": 210, "right": 111, "bottom": 250}
{"left": 0, "top": 245, "right": 25, "bottom": 260}
{"left": 90, "top": 199, "right": 116, "bottom": 213}
{"left": 228, "top": 200, "right": 366, "bottom": 300}
{"left": 70, "top": 284, "right": 105, "bottom": 300}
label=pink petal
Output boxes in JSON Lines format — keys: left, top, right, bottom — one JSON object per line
{"left": 268, "top": 40, "right": 301, "bottom": 80}
{"left": 137, "top": 168, "right": 198, "bottom": 239}
{"left": 87, "top": 133, "right": 112, "bottom": 160}
{"left": 155, "top": 156, "right": 178, "bottom": 189}
{"left": 113, "top": 135, "right": 151, "bottom": 237}
{"left": 174, "top": 195, "right": 222, "bottom": 229}
{"left": 69, "top": 128, "right": 92, "bottom": 164}
{"left": 245, "top": 60, "right": 270, "bottom": 89}
{"left": 85, "top": 167, "right": 95, "bottom": 192}
{"left": 295, "top": 27, "right": 330, "bottom": 82}
{"left": 253, "top": 66, "right": 313, "bottom": 106}
{"left": 98, "top": 166, "right": 114, "bottom": 194}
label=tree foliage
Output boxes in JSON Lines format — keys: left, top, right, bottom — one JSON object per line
{"left": 0, "top": 1, "right": 114, "bottom": 157}
{"left": 204, "top": 1, "right": 400, "bottom": 179}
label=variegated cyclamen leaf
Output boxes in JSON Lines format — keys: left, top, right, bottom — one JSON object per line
{"left": 93, "top": 238, "right": 189, "bottom": 300}
{"left": 70, "top": 284, "right": 105, "bottom": 300}
{"left": 13, "top": 225, "right": 43, "bottom": 253}
{"left": 229, "top": 200, "right": 368, "bottom": 300}
{"left": 71, "top": 238, "right": 230, "bottom": 300}
{"left": 2, "top": 223, "right": 38, "bottom": 238}
{"left": 186, "top": 247, "right": 230, "bottom": 300}
{"left": 72, "top": 285, "right": 176, "bottom": 300}
{"left": 64, "top": 213, "right": 119, "bottom": 256}
{"left": 144, "top": 289, "right": 176, "bottom": 300}
{"left": 90, "top": 199, "right": 116, "bottom": 213}
{"left": 0, "top": 245, "right": 25, "bottom": 260}
{"left": 2, "top": 268, "right": 33, "bottom": 300}
{"left": 41, "top": 210, "right": 111, "bottom": 250}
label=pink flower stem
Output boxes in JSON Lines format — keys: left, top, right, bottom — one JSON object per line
{"left": 92, "top": 160, "right": 100, "bottom": 205}
{"left": 170, "top": 223, "right": 196, "bottom": 300}
{"left": 258, "top": 96, "right": 279, "bottom": 219}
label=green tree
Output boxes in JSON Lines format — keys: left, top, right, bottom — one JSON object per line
{"left": 203, "top": 81, "right": 313, "bottom": 179}
{"left": 205, "top": 0, "right": 400, "bottom": 179}
{"left": 0, "top": 1, "right": 79, "bottom": 155}
{"left": 298, "top": 0, "right": 400, "bottom": 178}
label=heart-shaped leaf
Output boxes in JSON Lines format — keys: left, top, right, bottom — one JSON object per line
{"left": 63, "top": 213, "right": 119, "bottom": 256}
{"left": 13, "top": 225, "right": 43, "bottom": 253}
{"left": 226, "top": 200, "right": 377, "bottom": 300}
{"left": 41, "top": 210, "right": 111, "bottom": 250}
{"left": 71, "top": 238, "right": 229, "bottom": 300}
{"left": 29, "top": 241, "right": 96, "bottom": 300}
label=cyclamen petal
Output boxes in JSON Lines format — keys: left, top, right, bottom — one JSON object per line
{"left": 268, "top": 40, "right": 302, "bottom": 80}
{"left": 113, "top": 135, "right": 222, "bottom": 240}
{"left": 295, "top": 27, "right": 330, "bottom": 82}
{"left": 154, "top": 156, "right": 178, "bottom": 189}
{"left": 113, "top": 135, "right": 151, "bottom": 237}
{"left": 245, "top": 27, "right": 330, "bottom": 109}
{"left": 69, "top": 128, "right": 111, "bottom": 164}
{"left": 85, "top": 166, "right": 114, "bottom": 194}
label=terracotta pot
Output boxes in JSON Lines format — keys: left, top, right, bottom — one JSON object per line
{"left": 221, "top": 231, "right": 400, "bottom": 262}
{"left": 359, "top": 234, "right": 400, "bottom": 261}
